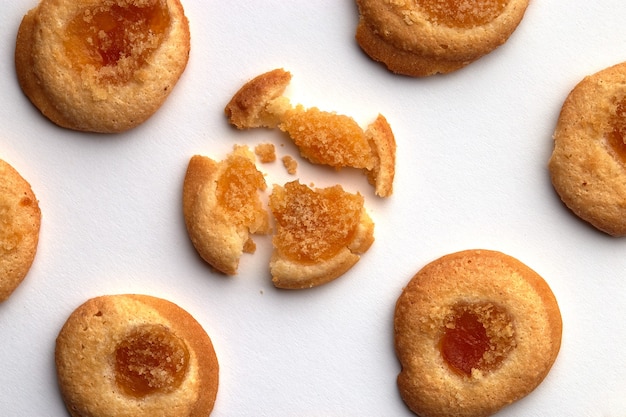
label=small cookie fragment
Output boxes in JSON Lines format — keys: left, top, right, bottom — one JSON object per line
{"left": 183, "top": 146, "right": 270, "bottom": 275}
{"left": 55, "top": 294, "right": 219, "bottom": 417}
{"left": 395, "top": 250, "right": 562, "bottom": 417}
{"left": 15, "top": 0, "right": 191, "bottom": 133}
{"left": 282, "top": 155, "right": 298, "bottom": 175}
{"left": 225, "top": 68, "right": 396, "bottom": 197}
{"left": 224, "top": 68, "right": 292, "bottom": 129}
{"left": 268, "top": 181, "right": 375, "bottom": 289}
{"left": 254, "top": 143, "right": 276, "bottom": 163}
{"left": 365, "top": 114, "right": 396, "bottom": 197}
{"left": 355, "top": 0, "right": 530, "bottom": 76}
{"left": 549, "top": 62, "right": 626, "bottom": 236}
{"left": 0, "top": 159, "right": 41, "bottom": 302}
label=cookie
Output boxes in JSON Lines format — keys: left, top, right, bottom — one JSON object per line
{"left": 225, "top": 68, "right": 396, "bottom": 197}
{"left": 15, "top": 0, "right": 190, "bottom": 133}
{"left": 0, "top": 159, "right": 41, "bottom": 302}
{"left": 395, "top": 249, "right": 561, "bottom": 417}
{"left": 549, "top": 62, "right": 626, "bottom": 236}
{"left": 55, "top": 294, "right": 219, "bottom": 417}
{"left": 355, "top": 0, "right": 530, "bottom": 76}
{"left": 269, "top": 180, "right": 375, "bottom": 289}
{"left": 183, "top": 146, "right": 270, "bottom": 275}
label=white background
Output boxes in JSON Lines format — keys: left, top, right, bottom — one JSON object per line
{"left": 1, "top": 1, "right": 626, "bottom": 416}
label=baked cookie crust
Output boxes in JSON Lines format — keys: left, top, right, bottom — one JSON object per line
{"left": 394, "top": 249, "right": 561, "bottom": 417}
{"left": 15, "top": 0, "right": 190, "bottom": 133}
{"left": 55, "top": 294, "right": 219, "bottom": 417}
{"left": 0, "top": 159, "right": 41, "bottom": 302}
{"left": 549, "top": 62, "right": 626, "bottom": 236}
{"left": 355, "top": 0, "right": 530, "bottom": 76}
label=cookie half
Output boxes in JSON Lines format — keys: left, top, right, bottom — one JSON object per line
{"left": 182, "top": 146, "right": 270, "bottom": 275}
{"left": 0, "top": 159, "right": 41, "bottom": 302}
{"left": 269, "top": 181, "right": 375, "bottom": 289}
{"left": 55, "top": 294, "right": 219, "bottom": 417}
{"left": 395, "top": 249, "right": 561, "bottom": 417}
{"left": 355, "top": 0, "right": 530, "bottom": 76}
{"left": 549, "top": 62, "right": 626, "bottom": 236}
{"left": 15, "top": 0, "right": 190, "bottom": 133}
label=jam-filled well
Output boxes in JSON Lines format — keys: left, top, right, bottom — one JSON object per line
{"left": 115, "top": 324, "right": 189, "bottom": 397}
{"left": 269, "top": 181, "right": 363, "bottom": 263}
{"left": 216, "top": 154, "right": 267, "bottom": 227}
{"left": 607, "top": 96, "right": 626, "bottom": 165}
{"left": 416, "top": 0, "right": 507, "bottom": 28}
{"left": 440, "top": 302, "right": 515, "bottom": 376}
{"left": 64, "top": 0, "right": 170, "bottom": 81}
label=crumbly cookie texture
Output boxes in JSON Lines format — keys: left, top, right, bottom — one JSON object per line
{"left": 355, "top": 0, "right": 530, "bottom": 76}
{"left": 254, "top": 143, "right": 277, "bottom": 163}
{"left": 0, "top": 159, "right": 41, "bottom": 302}
{"left": 183, "top": 145, "right": 270, "bottom": 275}
{"left": 269, "top": 181, "right": 375, "bottom": 289}
{"left": 395, "top": 249, "right": 562, "bottom": 417}
{"left": 549, "top": 61, "right": 626, "bottom": 236}
{"left": 224, "top": 68, "right": 396, "bottom": 197}
{"left": 15, "top": 0, "right": 190, "bottom": 133}
{"left": 55, "top": 294, "right": 219, "bottom": 417}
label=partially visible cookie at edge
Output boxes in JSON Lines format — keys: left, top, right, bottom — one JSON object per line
{"left": 549, "top": 61, "right": 626, "bottom": 236}
{"left": 355, "top": 0, "right": 530, "bottom": 76}
{"left": 55, "top": 294, "right": 219, "bottom": 417}
{"left": 0, "top": 158, "right": 41, "bottom": 302}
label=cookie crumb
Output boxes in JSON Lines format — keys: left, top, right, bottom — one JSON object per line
{"left": 254, "top": 143, "right": 276, "bottom": 163}
{"left": 282, "top": 155, "right": 298, "bottom": 175}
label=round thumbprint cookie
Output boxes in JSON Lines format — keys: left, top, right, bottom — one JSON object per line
{"left": 355, "top": 0, "right": 530, "bottom": 76}
{"left": 55, "top": 294, "right": 219, "bottom": 417}
{"left": 15, "top": 0, "right": 190, "bottom": 133}
{"left": 0, "top": 158, "right": 41, "bottom": 302}
{"left": 394, "top": 249, "right": 562, "bottom": 417}
{"left": 549, "top": 62, "right": 626, "bottom": 236}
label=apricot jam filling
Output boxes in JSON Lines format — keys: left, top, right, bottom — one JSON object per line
{"left": 279, "top": 107, "right": 374, "bottom": 170}
{"left": 607, "top": 96, "right": 626, "bottom": 165}
{"left": 114, "top": 324, "right": 189, "bottom": 397}
{"left": 216, "top": 154, "right": 267, "bottom": 227}
{"left": 440, "top": 303, "right": 515, "bottom": 376}
{"left": 415, "top": 0, "right": 507, "bottom": 28}
{"left": 269, "top": 182, "right": 363, "bottom": 263}
{"left": 64, "top": 1, "right": 170, "bottom": 81}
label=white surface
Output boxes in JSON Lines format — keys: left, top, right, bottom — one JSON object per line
{"left": 1, "top": 1, "right": 626, "bottom": 416}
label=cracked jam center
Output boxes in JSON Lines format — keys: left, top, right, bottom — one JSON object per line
{"left": 440, "top": 303, "right": 515, "bottom": 376}
{"left": 115, "top": 324, "right": 189, "bottom": 397}
{"left": 216, "top": 154, "right": 267, "bottom": 227}
{"left": 269, "top": 182, "right": 363, "bottom": 263}
{"left": 416, "top": 0, "right": 507, "bottom": 28}
{"left": 64, "top": 1, "right": 170, "bottom": 81}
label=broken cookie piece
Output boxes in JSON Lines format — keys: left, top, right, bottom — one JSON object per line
{"left": 224, "top": 68, "right": 292, "bottom": 129}
{"left": 268, "top": 180, "right": 375, "bottom": 289}
{"left": 224, "top": 68, "right": 396, "bottom": 197}
{"left": 182, "top": 145, "right": 270, "bottom": 275}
